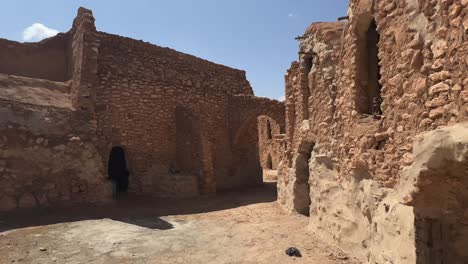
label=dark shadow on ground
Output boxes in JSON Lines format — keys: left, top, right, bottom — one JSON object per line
{"left": 0, "top": 182, "right": 277, "bottom": 232}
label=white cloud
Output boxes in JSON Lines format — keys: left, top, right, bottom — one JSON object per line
{"left": 22, "top": 23, "right": 59, "bottom": 42}
{"left": 278, "top": 95, "right": 285, "bottom": 101}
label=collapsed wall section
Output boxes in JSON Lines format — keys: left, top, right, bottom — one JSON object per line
{"left": 0, "top": 93, "right": 110, "bottom": 211}
{"left": 0, "top": 7, "right": 110, "bottom": 211}
{"left": 0, "top": 34, "right": 72, "bottom": 82}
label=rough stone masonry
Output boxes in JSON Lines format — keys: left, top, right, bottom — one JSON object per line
{"left": 0, "top": 7, "right": 284, "bottom": 210}
{"left": 1, "top": 1, "right": 467, "bottom": 263}
{"left": 276, "top": 0, "right": 468, "bottom": 263}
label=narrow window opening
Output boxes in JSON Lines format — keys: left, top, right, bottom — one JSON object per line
{"left": 366, "top": 20, "right": 382, "bottom": 116}
{"left": 304, "top": 57, "right": 313, "bottom": 74}
{"left": 266, "top": 120, "right": 272, "bottom": 140}
{"left": 266, "top": 154, "right": 273, "bottom": 170}
{"left": 300, "top": 56, "right": 313, "bottom": 120}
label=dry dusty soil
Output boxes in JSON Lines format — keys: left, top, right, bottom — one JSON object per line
{"left": 0, "top": 183, "right": 358, "bottom": 264}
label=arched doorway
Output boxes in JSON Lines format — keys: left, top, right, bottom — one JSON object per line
{"left": 226, "top": 116, "right": 263, "bottom": 189}
{"left": 108, "top": 146, "right": 130, "bottom": 193}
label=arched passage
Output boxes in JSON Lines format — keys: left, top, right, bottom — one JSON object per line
{"left": 225, "top": 95, "right": 285, "bottom": 190}
{"left": 108, "top": 146, "right": 130, "bottom": 193}
{"left": 222, "top": 116, "right": 263, "bottom": 190}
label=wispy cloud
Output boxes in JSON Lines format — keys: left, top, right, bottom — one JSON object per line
{"left": 278, "top": 95, "right": 285, "bottom": 101}
{"left": 288, "top": 13, "right": 295, "bottom": 18}
{"left": 23, "top": 23, "right": 59, "bottom": 42}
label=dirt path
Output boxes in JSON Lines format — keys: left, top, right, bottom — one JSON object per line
{"left": 0, "top": 184, "right": 357, "bottom": 264}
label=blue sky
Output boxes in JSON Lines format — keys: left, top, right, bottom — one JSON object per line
{"left": 0, "top": 0, "right": 349, "bottom": 100}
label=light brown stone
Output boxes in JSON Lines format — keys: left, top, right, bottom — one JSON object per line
{"left": 429, "top": 82, "right": 450, "bottom": 95}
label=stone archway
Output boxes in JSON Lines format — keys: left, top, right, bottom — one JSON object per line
{"left": 224, "top": 116, "right": 263, "bottom": 190}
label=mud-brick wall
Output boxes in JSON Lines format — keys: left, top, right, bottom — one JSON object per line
{"left": 332, "top": 0, "right": 468, "bottom": 187}
{"left": 0, "top": 34, "right": 72, "bottom": 82}
{"left": 0, "top": 99, "right": 110, "bottom": 211}
{"left": 95, "top": 32, "right": 255, "bottom": 195}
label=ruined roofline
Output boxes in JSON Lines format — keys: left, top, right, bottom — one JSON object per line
{"left": 304, "top": 21, "right": 345, "bottom": 34}
{"left": 301, "top": 21, "right": 345, "bottom": 40}
{"left": 0, "top": 32, "right": 70, "bottom": 46}
{"left": 71, "top": 6, "right": 250, "bottom": 77}
{"left": 0, "top": 6, "right": 250, "bottom": 78}
{"left": 97, "top": 31, "right": 249, "bottom": 77}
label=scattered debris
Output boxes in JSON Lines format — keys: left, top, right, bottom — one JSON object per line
{"left": 329, "top": 252, "right": 349, "bottom": 260}
{"left": 285, "top": 247, "right": 302, "bottom": 257}
{"left": 336, "top": 252, "right": 348, "bottom": 260}
{"left": 39, "top": 247, "right": 47, "bottom": 252}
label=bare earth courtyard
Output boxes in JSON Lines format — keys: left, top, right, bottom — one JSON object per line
{"left": 0, "top": 184, "right": 356, "bottom": 264}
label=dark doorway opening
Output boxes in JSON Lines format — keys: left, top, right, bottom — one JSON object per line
{"left": 365, "top": 20, "right": 382, "bottom": 115}
{"left": 108, "top": 146, "right": 130, "bottom": 193}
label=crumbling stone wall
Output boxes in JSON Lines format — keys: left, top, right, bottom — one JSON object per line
{"left": 278, "top": 22, "right": 344, "bottom": 213}
{"left": 0, "top": 8, "right": 109, "bottom": 211}
{"left": 94, "top": 31, "right": 283, "bottom": 194}
{"left": 0, "top": 7, "right": 285, "bottom": 210}
{"left": 333, "top": 0, "right": 467, "bottom": 187}
{"left": 0, "top": 75, "right": 110, "bottom": 211}
{"left": 279, "top": 0, "right": 467, "bottom": 263}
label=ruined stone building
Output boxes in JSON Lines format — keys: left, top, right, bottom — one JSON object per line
{"left": 0, "top": 8, "right": 284, "bottom": 210}
{"left": 276, "top": 0, "right": 468, "bottom": 263}
{"left": 1, "top": 1, "right": 468, "bottom": 263}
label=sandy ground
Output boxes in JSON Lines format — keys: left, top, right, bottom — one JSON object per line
{"left": 0, "top": 183, "right": 358, "bottom": 264}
